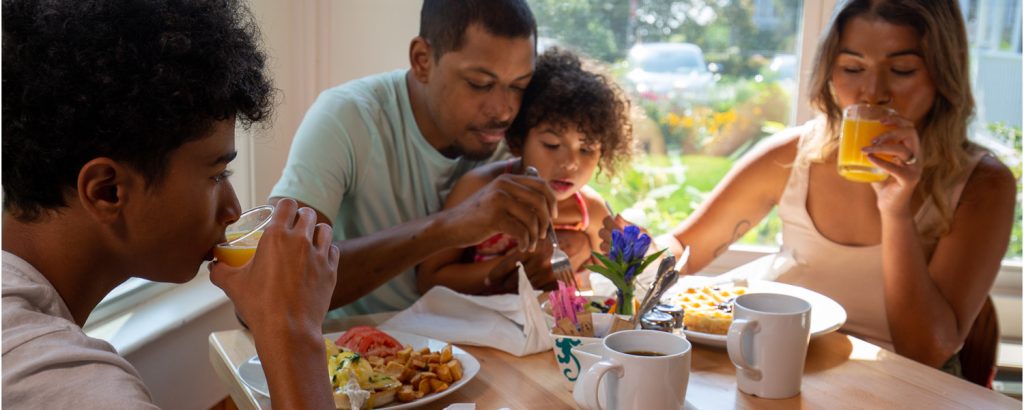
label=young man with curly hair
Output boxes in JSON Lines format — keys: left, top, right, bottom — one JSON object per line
{"left": 270, "top": 0, "right": 561, "bottom": 317}
{"left": 2, "top": 0, "right": 338, "bottom": 408}
{"left": 418, "top": 48, "right": 635, "bottom": 293}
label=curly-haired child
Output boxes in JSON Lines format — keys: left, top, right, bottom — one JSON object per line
{"left": 418, "top": 48, "right": 633, "bottom": 294}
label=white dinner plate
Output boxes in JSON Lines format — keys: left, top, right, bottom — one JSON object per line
{"left": 237, "top": 330, "right": 481, "bottom": 409}
{"left": 669, "top": 276, "right": 847, "bottom": 348}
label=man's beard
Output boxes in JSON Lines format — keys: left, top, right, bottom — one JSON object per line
{"left": 440, "top": 140, "right": 496, "bottom": 161}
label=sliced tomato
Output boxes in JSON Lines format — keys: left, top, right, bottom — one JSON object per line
{"left": 335, "top": 326, "right": 375, "bottom": 347}
{"left": 335, "top": 326, "right": 402, "bottom": 358}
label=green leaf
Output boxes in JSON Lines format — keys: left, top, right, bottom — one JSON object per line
{"left": 585, "top": 263, "right": 615, "bottom": 278}
{"left": 592, "top": 252, "right": 624, "bottom": 272}
{"left": 638, "top": 248, "right": 668, "bottom": 272}
{"left": 587, "top": 265, "right": 628, "bottom": 290}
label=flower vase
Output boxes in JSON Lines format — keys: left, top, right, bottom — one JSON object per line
{"left": 616, "top": 289, "right": 634, "bottom": 316}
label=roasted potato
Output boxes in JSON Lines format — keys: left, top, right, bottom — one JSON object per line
{"left": 446, "top": 359, "right": 463, "bottom": 381}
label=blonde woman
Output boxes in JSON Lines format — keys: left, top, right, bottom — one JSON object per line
{"left": 631, "top": 0, "right": 1016, "bottom": 377}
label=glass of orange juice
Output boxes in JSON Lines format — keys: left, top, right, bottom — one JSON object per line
{"left": 214, "top": 205, "right": 274, "bottom": 267}
{"left": 837, "top": 104, "right": 898, "bottom": 183}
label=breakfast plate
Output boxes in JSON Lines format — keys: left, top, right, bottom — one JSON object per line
{"left": 237, "top": 330, "right": 481, "bottom": 409}
{"left": 668, "top": 276, "right": 847, "bottom": 347}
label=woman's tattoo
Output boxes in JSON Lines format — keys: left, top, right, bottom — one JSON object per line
{"left": 714, "top": 220, "right": 751, "bottom": 257}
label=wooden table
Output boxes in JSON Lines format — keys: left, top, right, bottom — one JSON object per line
{"left": 209, "top": 313, "right": 1020, "bottom": 409}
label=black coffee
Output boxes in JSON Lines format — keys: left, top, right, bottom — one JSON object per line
{"left": 624, "top": 350, "right": 665, "bottom": 357}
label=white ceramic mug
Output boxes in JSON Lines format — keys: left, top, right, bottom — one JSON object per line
{"left": 727, "top": 293, "right": 812, "bottom": 399}
{"left": 571, "top": 343, "right": 606, "bottom": 407}
{"left": 576, "top": 330, "right": 691, "bottom": 410}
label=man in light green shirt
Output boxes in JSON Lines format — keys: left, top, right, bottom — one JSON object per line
{"left": 271, "top": 0, "right": 558, "bottom": 316}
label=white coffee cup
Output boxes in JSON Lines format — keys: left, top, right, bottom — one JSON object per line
{"left": 576, "top": 330, "right": 691, "bottom": 410}
{"left": 571, "top": 343, "right": 606, "bottom": 407}
{"left": 727, "top": 293, "right": 812, "bottom": 399}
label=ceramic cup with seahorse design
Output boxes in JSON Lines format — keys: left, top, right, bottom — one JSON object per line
{"left": 548, "top": 313, "right": 622, "bottom": 390}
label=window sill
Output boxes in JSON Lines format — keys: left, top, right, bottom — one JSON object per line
{"left": 83, "top": 267, "right": 231, "bottom": 356}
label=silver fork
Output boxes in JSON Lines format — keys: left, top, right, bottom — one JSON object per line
{"left": 525, "top": 167, "right": 578, "bottom": 291}
{"left": 546, "top": 221, "right": 578, "bottom": 291}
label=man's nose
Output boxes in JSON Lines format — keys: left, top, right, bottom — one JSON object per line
{"left": 484, "top": 87, "right": 517, "bottom": 123}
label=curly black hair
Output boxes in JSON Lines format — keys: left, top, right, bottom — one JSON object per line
{"left": 2, "top": 0, "right": 274, "bottom": 221}
{"left": 507, "top": 48, "right": 633, "bottom": 175}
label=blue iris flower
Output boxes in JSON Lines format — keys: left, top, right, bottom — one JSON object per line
{"left": 607, "top": 225, "right": 652, "bottom": 283}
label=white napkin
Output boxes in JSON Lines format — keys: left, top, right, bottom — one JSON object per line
{"left": 379, "top": 264, "right": 553, "bottom": 356}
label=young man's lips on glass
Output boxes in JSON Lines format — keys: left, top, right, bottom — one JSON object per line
{"left": 205, "top": 237, "right": 226, "bottom": 261}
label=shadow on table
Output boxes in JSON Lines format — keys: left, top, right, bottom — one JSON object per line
{"left": 804, "top": 332, "right": 853, "bottom": 374}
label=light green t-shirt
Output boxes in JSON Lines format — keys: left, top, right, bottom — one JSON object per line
{"left": 271, "top": 69, "right": 501, "bottom": 317}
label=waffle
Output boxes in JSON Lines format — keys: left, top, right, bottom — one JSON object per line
{"left": 672, "top": 286, "right": 748, "bottom": 335}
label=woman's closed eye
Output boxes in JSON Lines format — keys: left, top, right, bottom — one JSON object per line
{"left": 891, "top": 67, "right": 917, "bottom": 76}
{"left": 840, "top": 65, "right": 864, "bottom": 74}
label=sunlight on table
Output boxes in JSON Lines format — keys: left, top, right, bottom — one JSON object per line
{"left": 848, "top": 336, "right": 884, "bottom": 361}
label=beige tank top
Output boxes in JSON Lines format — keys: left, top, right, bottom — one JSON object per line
{"left": 775, "top": 137, "right": 986, "bottom": 350}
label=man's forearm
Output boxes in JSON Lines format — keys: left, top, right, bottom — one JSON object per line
{"left": 330, "top": 212, "right": 461, "bottom": 308}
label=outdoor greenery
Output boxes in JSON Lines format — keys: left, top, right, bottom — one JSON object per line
{"left": 530, "top": 0, "right": 1022, "bottom": 261}
{"left": 529, "top": 0, "right": 802, "bottom": 77}
{"left": 984, "top": 122, "right": 1022, "bottom": 260}
{"left": 591, "top": 154, "right": 780, "bottom": 247}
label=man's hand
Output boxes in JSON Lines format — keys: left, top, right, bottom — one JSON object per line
{"left": 441, "top": 173, "right": 557, "bottom": 253}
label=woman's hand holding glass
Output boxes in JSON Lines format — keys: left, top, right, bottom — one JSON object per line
{"left": 860, "top": 114, "right": 923, "bottom": 218}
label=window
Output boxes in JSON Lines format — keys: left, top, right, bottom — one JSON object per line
{"left": 529, "top": 0, "right": 1022, "bottom": 262}
{"left": 529, "top": 0, "right": 805, "bottom": 247}
{"left": 962, "top": 0, "right": 1023, "bottom": 261}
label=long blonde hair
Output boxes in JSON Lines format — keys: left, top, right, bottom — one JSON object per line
{"left": 802, "top": 0, "right": 980, "bottom": 236}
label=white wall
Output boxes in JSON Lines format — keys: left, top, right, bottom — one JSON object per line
{"left": 246, "top": 0, "right": 421, "bottom": 205}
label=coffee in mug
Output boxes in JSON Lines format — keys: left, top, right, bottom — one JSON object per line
{"left": 576, "top": 330, "right": 690, "bottom": 409}
{"left": 623, "top": 350, "right": 664, "bottom": 357}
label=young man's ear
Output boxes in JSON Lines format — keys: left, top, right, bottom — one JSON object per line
{"left": 76, "top": 158, "right": 137, "bottom": 224}
{"left": 409, "top": 36, "right": 434, "bottom": 84}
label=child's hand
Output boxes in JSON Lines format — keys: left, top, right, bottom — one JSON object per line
{"left": 482, "top": 238, "right": 559, "bottom": 292}
{"left": 520, "top": 238, "right": 558, "bottom": 290}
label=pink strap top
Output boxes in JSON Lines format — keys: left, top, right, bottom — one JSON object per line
{"left": 774, "top": 137, "right": 986, "bottom": 351}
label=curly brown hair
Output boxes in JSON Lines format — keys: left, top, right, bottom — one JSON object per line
{"left": 507, "top": 48, "right": 633, "bottom": 175}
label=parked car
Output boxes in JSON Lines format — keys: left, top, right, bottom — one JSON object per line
{"left": 626, "top": 42, "right": 714, "bottom": 101}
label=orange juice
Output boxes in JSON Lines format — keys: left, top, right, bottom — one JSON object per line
{"left": 214, "top": 231, "right": 262, "bottom": 267}
{"left": 838, "top": 118, "right": 890, "bottom": 183}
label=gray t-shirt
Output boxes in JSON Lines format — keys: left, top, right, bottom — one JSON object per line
{"left": 2, "top": 251, "right": 157, "bottom": 409}
{"left": 271, "top": 70, "right": 503, "bottom": 316}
